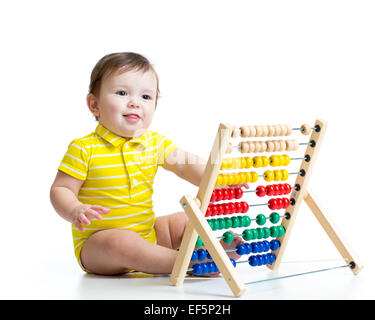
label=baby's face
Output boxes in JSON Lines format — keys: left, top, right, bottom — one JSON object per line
{"left": 91, "top": 68, "right": 157, "bottom": 138}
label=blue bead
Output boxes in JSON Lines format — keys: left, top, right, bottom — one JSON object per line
{"left": 197, "top": 248, "right": 207, "bottom": 261}
{"left": 251, "top": 242, "right": 258, "bottom": 253}
{"left": 201, "top": 262, "right": 209, "bottom": 274}
{"left": 263, "top": 240, "right": 271, "bottom": 252}
{"left": 236, "top": 243, "right": 246, "bottom": 255}
{"left": 268, "top": 253, "right": 276, "bottom": 264}
{"left": 230, "top": 258, "right": 236, "bottom": 268}
{"left": 207, "top": 262, "right": 215, "bottom": 273}
{"left": 206, "top": 250, "right": 212, "bottom": 260}
{"left": 249, "top": 255, "right": 259, "bottom": 266}
{"left": 191, "top": 251, "right": 198, "bottom": 262}
{"left": 192, "top": 263, "right": 202, "bottom": 275}
{"left": 270, "top": 240, "right": 280, "bottom": 251}
{"left": 257, "top": 254, "right": 264, "bottom": 265}
{"left": 245, "top": 243, "right": 252, "bottom": 255}
{"left": 258, "top": 241, "right": 265, "bottom": 252}
{"left": 263, "top": 253, "right": 269, "bottom": 265}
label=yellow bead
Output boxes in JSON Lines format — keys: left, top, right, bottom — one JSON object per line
{"left": 251, "top": 171, "right": 259, "bottom": 183}
{"left": 227, "top": 158, "right": 234, "bottom": 169}
{"left": 283, "top": 154, "right": 291, "bottom": 166}
{"left": 245, "top": 171, "right": 253, "bottom": 183}
{"left": 216, "top": 174, "right": 223, "bottom": 186}
{"left": 261, "top": 156, "right": 270, "bottom": 167}
{"left": 222, "top": 174, "right": 229, "bottom": 186}
{"left": 278, "top": 155, "right": 285, "bottom": 166}
{"left": 241, "top": 158, "right": 247, "bottom": 169}
{"left": 233, "top": 173, "right": 241, "bottom": 185}
{"left": 246, "top": 157, "right": 254, "bottom": 168}
{"left": 253, "top": 156, "right": 263, "bottom": 168}
{"left": 228, "top": 174, "right": 236, "bottom": 185}
{"left": 281, "top": 169, "right": 289, "bottom": 181}
{"left": 274, "top": 170, "right": 282, "bottom": 181}
{"left": 264, "top": 170, "right": 274, "bottom": 182}
{"left": 239, "top": 172, "right": 247, "bottom": 184}
{"left": 270, "top": 155, "right": 280, "bottom": 167}
{"left": 233, "top": 158, "right": 242, "bottom": 169}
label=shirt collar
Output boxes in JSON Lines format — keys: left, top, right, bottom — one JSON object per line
{"left": 95, "top": 123, "right": 149, "bottom": 149}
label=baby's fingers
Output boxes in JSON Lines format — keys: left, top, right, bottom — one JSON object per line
{"left": 90, "top": 205, "right": 110, "bottom": 214}
{"left": 85, "top": 208, "right": 105, "bottom": 221}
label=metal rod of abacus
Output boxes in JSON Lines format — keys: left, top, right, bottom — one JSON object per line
{"left": 244, "top": 264, "right": 351, "bottom": 286}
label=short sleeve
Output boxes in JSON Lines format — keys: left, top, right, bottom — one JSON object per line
{"left": 58, "top": 139, "right": 89, "bottom": 180}
{"left": 156, "top": 133, "right": 178, "bottom": 166}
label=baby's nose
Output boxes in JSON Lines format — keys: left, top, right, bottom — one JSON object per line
{"left": 128, "top": 98, "right": 141, "bottom": 108}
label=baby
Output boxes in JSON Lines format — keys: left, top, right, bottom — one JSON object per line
{"left": 50, "top": 52, "right": 241, "bottom": 275}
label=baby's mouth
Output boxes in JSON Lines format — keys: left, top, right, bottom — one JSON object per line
{"left": 123, "top": 113, "right": 141, "bottom": 120}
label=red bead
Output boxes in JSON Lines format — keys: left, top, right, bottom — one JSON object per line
{"left": 216, "top": 204, "right": 224, "bottom": 215}
{"left": 222, "top": 189, "right": 229, "bottom": 200}
{"left": 277, "top": 198, "right": 284, "bottom": 209}
{"left": 235, "top": 202, "right": 243, "bottom": 213}
{"left": 241, "top": 201, "right": 249, "bottom": 213}
{"left": 266, "top": 185, "right": 275, "bottom": 196}
{"left": 210, "top": 190, "right": 217, "bottom": 202}
{"left": 268, "top": 198, "right": 277, "bottom": 210}
{"left": 223, "top": 203, "right": 230, "bottom": 215}
{"left": 273, "top": 185, "right": 280, "bottom": 196}
{"left": 206, "top": 205, "right": 212, "bottom": 217}
{"left": 234, "top": 188, "right": 243, "bottom": 199}
{"left": 228, "top": 188, "right": 236, "bottom": 200}
{"left": 284, "top": 184, "right": 292, "bottom": 194}
{"left": 229, "top": 203, "right": 236, "bottom": 214}
{"left": 283, "top": 198, "right": 290, "bottom": 208}
{"left": 256, "top": 185, "right": 267, "bottom": 197}
{"left": 278, "top": 184, "right": 285, "bottom": 195}
{"left": 211, "top": 205, "right": 218, "bottom": 216}
{"left": 215, "top": 189, "right": 223, "bottom": 201}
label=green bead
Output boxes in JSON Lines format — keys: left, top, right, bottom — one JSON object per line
{"left": 256, "top": 214, "right": 267, "bottom": 226}
{"left": 263, "top": 227, "right": 271, "bottom": 238}
{"left": 195, "top": 236, "right": 203, "bottom": 248}
{"left": 257, "top": 227, "right": 265, "bottom": 239}
{"left": 231, "top": 216, "right": 240, "bottom": 228}
{"left": 269, "top": 212, "right": 280, "bottom": 224}
{"left": 242, "top": 216, "right": 251, "bottom": 228}
{"left": 270, "top": 226, "right": 279, "bottom": 238}
{"left": 250, "top": 228, "right": 258, "bottom": 240}
{"left": 237, "top": 216, "right": 244, "bottom": 228}
{"left": 224, "top": 217, "right": 232, "bottom": 229}
{"left": 242, "top": 229, "right": 252, "bottom": 241}
{"left": 278, "top": 225, "right": 285, "bottom": 237}
{"left": 223, "top": 231, "right": 234, "bottom": 244}
{"left": 218, "top": 218, "right": 226, "bottom": 230}
{"left": 207, "top": 219, "right": 213, "bottom": 229}
{"left": 212, "top": 219, "right": 219, "bottom": 231}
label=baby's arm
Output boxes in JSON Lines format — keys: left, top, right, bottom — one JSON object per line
{"left": 50, "top": 171, "right": 110, "bottom": 231}
{"left": 162, "top": 148, "right": 206, "bottom": 186}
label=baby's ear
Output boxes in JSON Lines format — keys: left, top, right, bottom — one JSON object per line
{"left": 87, "top": 93, "right": 99, "bottom": 117}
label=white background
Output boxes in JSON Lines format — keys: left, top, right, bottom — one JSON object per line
{"left": 0, "top": 0, "right": 374, "bottom": 299}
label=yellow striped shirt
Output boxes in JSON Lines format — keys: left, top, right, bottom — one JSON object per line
{"left": 58, "top": 123, "right": 178, "bottom": 264}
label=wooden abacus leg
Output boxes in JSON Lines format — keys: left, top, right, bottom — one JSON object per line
{"left": 304, "top": 188, "right": 363, "bottom": 275}
{"left": 169, "top": 222, "right": 198, "bottom": 286}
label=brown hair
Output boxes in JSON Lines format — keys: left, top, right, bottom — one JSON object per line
{"left": 89, "top": 52, "right": 159, "bottom": 107}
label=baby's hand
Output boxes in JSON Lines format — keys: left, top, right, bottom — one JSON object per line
{"left": 71, "top": 204, "right": 110, "bottom": 232}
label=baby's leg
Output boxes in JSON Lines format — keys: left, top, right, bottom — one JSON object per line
{"left": 80, "top": 229, "right": 179, "bottom": 275}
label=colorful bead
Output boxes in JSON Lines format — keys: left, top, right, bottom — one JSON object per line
{"left": 231, "top": 216, "right": 240, "bottom": 228}
{"left": 256, "top": 214, "right": 267, "bottom": 226}
{"left": 270, "top": 155, "right": 280, "bottom": 167}
{"left": 269, "top": 212, "right": 280, "bottom": 224}
{"left": 281, "top": 169, "right": 289, "bottom": 181}
{"left": 263, "top": 227, "right": 271, "bottom": 238}
{"left": 242, "top": 215, "right": 251, "bottom": 227}
{"left": 222, "top": 231, "right": 234, "bottom": 244}
{"left": 264, "top": 170, "right": 274, "bottom": 182}
{"left": 270, "top": 239, "right": 280, "bottom": 251}
{"left": 242, "top": 229, "right": 252, "bottom": 241}
{"left": 191, "top": 251, "right": 198, "bottom": 262}
{"left": 256, "top": 185, "right": 267, "bottom": 197}
{"left": 251, "top": 171, "right": 259, "bottom": 183}
{"left": 274, "top": 170, "right": 282, "bottom": 181}
{"left": 195, "top": 236, "right": 204, "bottom": 248}
{"left": 253, "top": 156, "right": 263, "bottom": 168}
{"left": 262, "top": 156, "right": 270, "bottom": 167}
{"left": 192, "top": 263, "right": 203, "bottom": 275}
{"left": 246, "top": 157, "right": 254, "bottom": 168}
{"left": 241, "top": 201, "right": 249, "bottom": 213}
{"left": 236, "top": 243, "right": 246, "bottom": 255}
{"left": 235, "top": 187, "right": 243, "bottom": 199}
{"left": 197, "top": 248, "right": 207, "bottom": 261}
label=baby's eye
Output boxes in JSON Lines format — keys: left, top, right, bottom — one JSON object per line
{"left": 142, "top": 94, "right": 151, "bottom": 100}
{"left": 116, "top": 90, "right": 127, "bottom": 96}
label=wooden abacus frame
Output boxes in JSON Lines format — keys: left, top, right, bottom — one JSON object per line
{"left": 169, "top": 119, "right": 362, "bottom": 297}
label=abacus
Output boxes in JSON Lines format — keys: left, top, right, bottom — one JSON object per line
{"left": 169, "top": 119, "right": 362, "bottom": 297}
